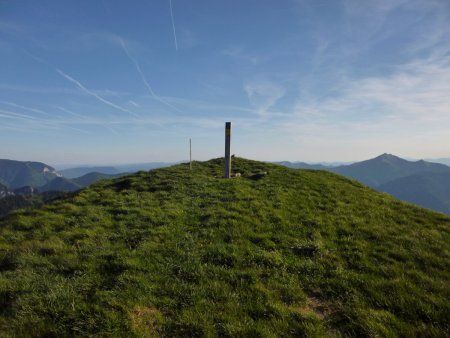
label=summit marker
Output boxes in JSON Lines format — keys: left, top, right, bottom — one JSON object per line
{"left": 224, "top": 122, "right": 231, "bottom": 178}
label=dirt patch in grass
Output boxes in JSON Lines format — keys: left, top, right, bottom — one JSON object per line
{"left": 291, "top": 296, "right": 326, "bottom": 319}
{"left": 130, "top": 306, "right": 163, "bottom": 337}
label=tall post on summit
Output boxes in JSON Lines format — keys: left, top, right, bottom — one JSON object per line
{"left": 224, "top": 122, "right": 231, "bottom": 178}
{"left": 189, "top": 138, "right": 192, "bottom": 170}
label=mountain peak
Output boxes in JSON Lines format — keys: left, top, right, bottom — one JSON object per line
{"left": 331, "top": 153, "right": 450, "bottom": 187}
{"left": 376, "top": 153, "right": 399, "bottom": 160}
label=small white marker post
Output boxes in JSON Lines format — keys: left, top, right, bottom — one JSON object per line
{"left": 224, "top": 122, "right": 231, "bottom": 178}
{"left": 190, "top": 138, "right": 192, "bottom": 170}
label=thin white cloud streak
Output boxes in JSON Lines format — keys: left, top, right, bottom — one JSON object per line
{"left": 244, "top": 81, "right": 286, "bottom": 116}
{"left": 0, "top": 113, "right": 34, "bottom": 122}
{"left": 103, "top": 125, "right": 120, "bottom": 135}
{"left": 169, "top": 0, "right": 178, "bottom": 51}
{"left": 0, "top": 125, "right": 31, "bottom": 133}
{"left": 0, "top": 104, "right": 221, "bottom": 134}
{"left": 129, "top": 100, "right": 140, "bottom": 108}
{"left": 222, "top": 46, "right": 260, "bottom": 65}
{"left": 53, "top": 105, "right": 89, "bottom": 120}
{"left": 65, "top": 126, "right": 92, "bottom": 135}
{"left": 0, "top": 105, "right": 114, "bottom": 135}
{"left": 0, "top": 83, "right": 130, "bottom": 97}
{"left": 55, "top": 69, "right": 138, "bottom": 117}
{"left": 0, "top": 109, "right": 38, "bottom": 121}
{"left": 119, "top": 37, "right": 182, "bottom": 113}
{"left": 0, "top": 108, "right": 92, "bottom": 134}
{"left": 24, "top": 50, "right": 137, "bottom": 117}
{"left": 159, "top": 95, "right": 254, "bottom": 114}
{"left": 0, "top": 100, "right": 51, "bottom": 117}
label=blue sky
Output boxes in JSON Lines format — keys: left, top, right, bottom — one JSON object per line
{"left": 1, "top": 0, "right": 449, "bottom": 165}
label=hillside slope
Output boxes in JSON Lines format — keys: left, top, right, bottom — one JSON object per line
{"left": 379, "top": 172, "right": 450, "bottom": 215}
{"left": 273, "top": 161, "right": 331, "bottom": 170}
{"left": 59, "top": 166, "right": 120, "bottom": 179}
{"left": 0, "top": 158, "right": 448, "bottom": 336}
{"left": 72, "top": 172, "right": 126, "bottom": 187}
{"left": 38, "top": 173, "right": 125, "bottom": 193}
{"left": 0, "top": 191, "right": 66, "bottom": 215}
{"left": 39, "top": 177, "right": 81, "bottom": 192}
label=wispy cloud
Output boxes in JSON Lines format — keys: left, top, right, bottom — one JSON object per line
{"left": 0, "top": 109, "right": 38, "bottom": 121}
{"left": 222, "top": 46, "right": 260, "bottom": 65}
{"left": 103, "top": 124, "right": 120, "bottom": 135}
{"left": 0, "top": 83, "right": 79, "bottom": 95}
{"left": 244, "top": 81, "right": 286, "bottom": 116}
{"left": 52, "top": 105, "right": 89, "bottom": 120}
{"left": 169, "top": 0, "right": 178, "bottom": 51}
{"left": 282, "top": 52, "right": 450, "bottom": 141}
{"left": 128, "top": 100, "right": 140, "bottom": 108}
{"left": 0, "top": 100, "right": 51, "bottom": 117}
{"left": 65, "top": 125, "right": 92, "bottom": 135}
{"left": 0, "top": 83, "right": 130, "bottom": 97}
{"left": 119, "top": 37, "right": 182, "bottom": 112}
{"left": 23, "top": 50, "right": 138, "bottom": 118}
{"left": 55, "top": 69, "right": 138, "bottom": 117}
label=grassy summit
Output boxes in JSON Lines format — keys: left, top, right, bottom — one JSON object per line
{"left": 0, "top": 158, "right": 449, "bottom": 337}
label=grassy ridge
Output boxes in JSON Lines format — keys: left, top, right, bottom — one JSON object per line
{"left": 0, "top": 158, "right": 449, "bottom": 337}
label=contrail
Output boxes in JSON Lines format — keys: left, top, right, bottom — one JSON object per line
{"left": 62, "top": 125, "right": 92, "bottom": 135}
{"left": 0, "top": 109, "right": 90, "bottom": 134}
{"left": 129, "top": 100, "right": 140, "bottom": 108}
{"left": 56, "top": 69, "right": 138, "bottom": 117}
{"left": 169, "top": 0, "right": 178, "bottom": 51}
{"left": 103, "top": 124, "right": 120, "bottom": 135}
{"left": 0, "top": 108, "right": 38, "bottom": 120}
{"left": 53, "top": 105, "right": 89, "bottom": 120}
{"left": 24, "top": 49, "right": 138, "bottom": 118}
{"left": 0, "top": 100, "right": 51, "bottom": 117}
{"left": 119, "top": 37, "right": 182, "bottom": 112}
{"left": 0, "top": 124, "right": 31, "bottom": 133}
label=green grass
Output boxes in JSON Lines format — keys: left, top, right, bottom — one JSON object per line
{"left": 0, "top": 158, "right": 449, "bottom": 337}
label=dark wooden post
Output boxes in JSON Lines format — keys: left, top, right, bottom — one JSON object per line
{"left": 224, "top": 122, "right": 231, "bottom": 178}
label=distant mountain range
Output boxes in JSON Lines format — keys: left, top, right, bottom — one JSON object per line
{"left": 427, "top": 158, "right": 450, "bottom": 166}
{"left": 0, "top": 160, "right": 129, "bottom": 214}
{"left": 0, "top": 159, "right": 61, "bottom": 189}
{"left": 39, "top": 172, "right": 126, "bottom": 193}
{"left": 57, "top": 162, "right": 172, "bottom": 178}
{"left": 329, "top": 154, "right": 450, "bottom": 187}
{"left": 278, "top": 154, "right": 450, "bottom": 215}
{"left": 59, "top": 166, "right": 120, "bottom": 179}
{"left": 0, "top": 159, "right": 165, "bottom": 196}
{"left": 0, "top": 157, "right": 175, "bottom": 215}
